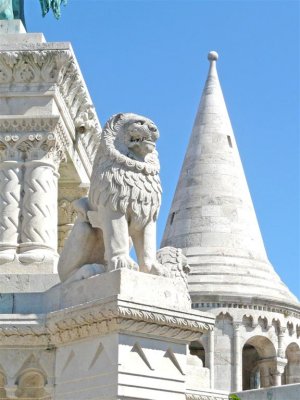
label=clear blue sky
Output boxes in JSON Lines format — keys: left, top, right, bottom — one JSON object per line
{"left": 27, "top": 0, "right": 300, "bottom": 298}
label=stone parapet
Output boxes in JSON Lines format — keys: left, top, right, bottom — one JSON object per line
{"left": 233, "top": 383, "right": 300, "bottom": 400}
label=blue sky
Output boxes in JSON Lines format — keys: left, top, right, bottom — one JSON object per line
{"left": 27, "top": 0, "right": 299, "bottom": 298}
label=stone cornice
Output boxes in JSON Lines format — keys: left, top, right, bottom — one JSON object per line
{"left": 0, "top": 115, "right": 60, "bottom": 133}
{"left": 193, "top": 299, "right": 300, "bottom": 320}
{"left": 0, "top": 298, "right": 214, "bottom": 346}
{"left": 46, "top": 298, "right": 214, "bottom": 345}
{"left": 0, "top": 45, "right": 101, "bottom": 165}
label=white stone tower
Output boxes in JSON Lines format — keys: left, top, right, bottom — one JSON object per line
{"left": 162, "top": 52, "right": 300, "bottom": 393}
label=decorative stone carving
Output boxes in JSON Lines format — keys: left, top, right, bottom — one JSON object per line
{"left": 186, "top": 395, "right": 228, "bottom": 400}
{"left": 0, "top": 302, "right": 212, "bottom": 347}
{"left": 156, "top": 246, "right": 191, "bottom": 296}
{"left": 0, "top": 159, "right": 21, "bottom": 262}
{"left": 0, "top": 132, "right": 65, "bottom": 265}
{"left": 0, "top": 49, "right": 100, "bottom": 158}
{"left": 0, "top": 41, "right": 102, "bottom": 281}
{"left": 88, "top": 112, "right": 162, "bottom": 271}
{"left": 58, "top": 113, "right": 164, "bottom": 281}
{"left": 57, "top": 199, "right": 77, "bottom": 253}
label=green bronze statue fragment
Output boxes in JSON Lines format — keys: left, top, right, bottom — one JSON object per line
{"left": 0, "top": 0, "right": 67, "bottom": 26}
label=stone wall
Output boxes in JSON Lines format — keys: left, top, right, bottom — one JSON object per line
{"left": 233, "top": 383, "right": 300, "bottom": 400}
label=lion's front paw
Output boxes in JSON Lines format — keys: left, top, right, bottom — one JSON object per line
{"left": 65, "top": 263, "right": 106, "bottom": 283}
{"left": 111, "top": 255, "right": 139, "bottom": 271}
{"left": 149, "top": 262, "right": 170, "bottom": 277}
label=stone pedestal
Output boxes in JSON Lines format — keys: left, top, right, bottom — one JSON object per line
{"left": 0, "top": 21, "right": 100, "bottom": 292}
{"left": 0, "top": 269, "right": 215, "bottom": 400}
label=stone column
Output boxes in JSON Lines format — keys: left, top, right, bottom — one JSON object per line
{"left": 57, "top": 185, "right": 89, "bottom": 254}
{"left": 0, "top": 159, "right": 21, "bottom": 263}
{"left": 259, "top": 361, "right": 271, "bottom": 387}
{"left": 233, "top": 322, "right": 242, "bottom": 391}
{"left": 272, "top": 357, "right": 288, "bottom": 387}
{"left": 277, "top": 327, "right": 286, "bottom": 358}
{"left": 18, "top": 134, "right": 63, "bottom": 270}
{"left": 207, "top": 328, "right": 215, "bottom": 388}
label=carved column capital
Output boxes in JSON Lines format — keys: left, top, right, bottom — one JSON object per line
{"left": 233, "top": 322, "right": 242, "bottom": 332}
{"left": 278, "top": 326, "right": 287, "bottom": 336}
{"left": 0, "top": 132, "right": 65, "bottom": 168}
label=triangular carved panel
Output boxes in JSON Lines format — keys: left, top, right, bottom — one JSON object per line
{"left": 164, "top": 348, "right": 185, "bottom": 375}
{"left": 131, "top": 342, "right": 154, "bottom": 370}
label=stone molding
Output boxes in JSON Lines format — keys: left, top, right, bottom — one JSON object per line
{"left": 0, "top": 298, "right": 213, "bottom": 346}
{"left": 0, "top": 48, "right": 101, "bottom": 163}
{"left": 0, "top": 116, "right": 60, "bottom": 133}
{"left": 211, "top": 308, "right": 300, "bottom": 341}
{"left": 47, "top": 299, "right": 213, "bottom": 345}
{"left": 186, "top": 392, "right": 228, "bottom": 400}
{"left": 1, "top": 133, "right": 64, "bottom": 166}
{"left": 193, "top": 301, "right": 300, "bottom": 320}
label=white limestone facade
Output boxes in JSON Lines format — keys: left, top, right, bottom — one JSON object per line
{"left": 0, "top": 20, "right": 100, "bottom": 292}
{"left": 162, "top": 51, "right": 300, "bottom": 394}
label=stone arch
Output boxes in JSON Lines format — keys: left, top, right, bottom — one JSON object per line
{"left": 283, "top": 342, "right": 300, "bottom": 384}
{"left": 242, "top": 314, "right": 253, "bottom": 331}
{"left": 187, "top": 337, "right": 211, "bottom": 390}
{"left": 189, "top": 338, "right": 206, "bottom": 366}
{"left": 15, "top": 369, "right": 48, "bottom": 399}
{"left": 242, "top": 335, "right": 277, "bottom": 390}
{"left": 258, "top": 316, "right": 268, "bottom": 331}
{"left": 287, "top": 322, "right": 294, "bottom": 336}
{"left": 215, "top": 312, "right": 233, "bottom": 335}
{"left": 272, "top": 318, "right": 281, "bottom": 334}
{"left": 297, "top": 324, "right": 300, "bottom": 339}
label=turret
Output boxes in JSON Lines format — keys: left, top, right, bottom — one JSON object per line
{"left": 162, "top": 51, "right": 298, "bottom": 307}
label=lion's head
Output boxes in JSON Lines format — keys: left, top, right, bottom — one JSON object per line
{"left": 94, "top": 113, "right": 160, "bottom": 174}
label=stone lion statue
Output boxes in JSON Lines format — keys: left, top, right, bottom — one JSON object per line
{"left": 58, "top": 113, "right": 162, "bottom": 282}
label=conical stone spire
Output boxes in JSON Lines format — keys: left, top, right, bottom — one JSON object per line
{"left": 162, "top": 51, "right": 298, "bottom": 306}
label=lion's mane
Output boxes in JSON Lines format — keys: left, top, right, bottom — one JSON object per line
{"left": 88, "top": 113, "right": 162, "bottom": 226}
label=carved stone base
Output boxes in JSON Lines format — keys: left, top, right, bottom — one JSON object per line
{"left": 0, "top": 270, "right": 214, "bottom": 399}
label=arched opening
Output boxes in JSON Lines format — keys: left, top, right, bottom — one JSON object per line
{"left": 283, "top": 342, "right": 300, "bottom": 384}
{"left": 15, "top": 370, "right": 48, "bottom": 399}
{"left": 187, "top": 339, "right": 210, "bottom": 390}
{"left": 189, "top": 340, "right": 205, "bottom": 366}
{"left": 242, "top": 336, "right": 276, "bottom": 390}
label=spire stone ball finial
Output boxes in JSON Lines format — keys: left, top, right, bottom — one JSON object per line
{"left": 208, "top": 51, "right": 219, "bottom": 61}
